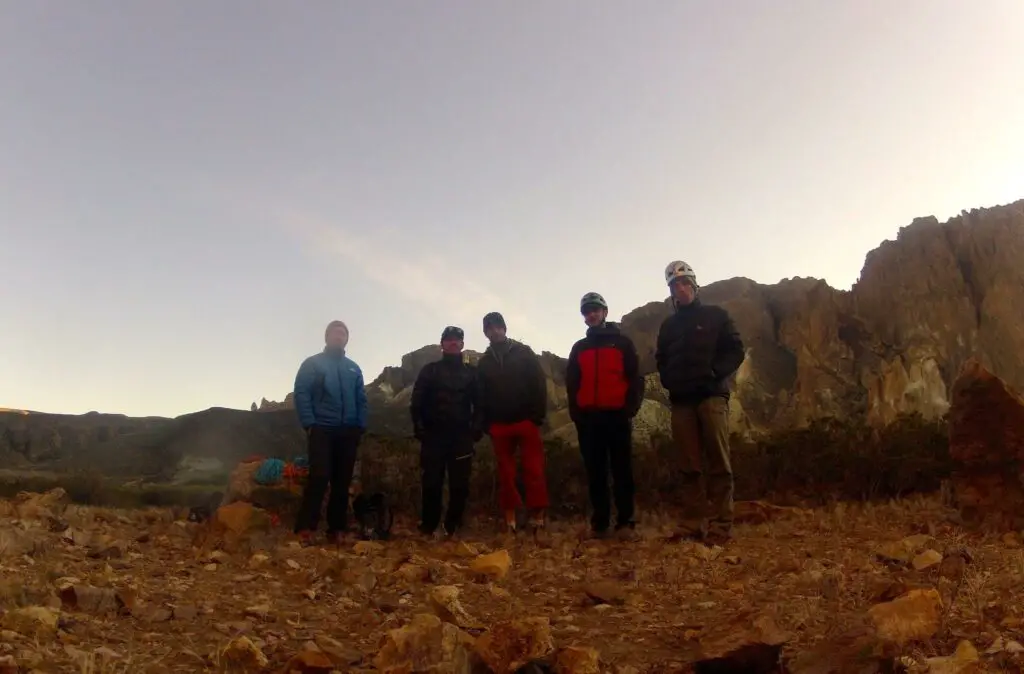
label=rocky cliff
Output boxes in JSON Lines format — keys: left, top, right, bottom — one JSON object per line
{"left": 258, "top": 196, "right": 1024, "bottom": 438}
{"left": 5, "top": 198, "right": 1020, "bottom": 483}
{"left": 258, "top": 199, "right": 1024, "bottom": 443}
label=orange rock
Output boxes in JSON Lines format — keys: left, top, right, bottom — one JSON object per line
{"left": 948, "top": 359, "right": 1024, "bottom": 529}
{"left": 867, "top": 588, "right": 943, "bottom": 646}
{"left": 281, "top": 648, "right": 334, "bottom": 673}
{"left": 469, "top": 549, "right": 511, "bottom": 580}
{"left": 554, "top": 645, "right": 600, "bottom": 674}
{"left": 374, "top": 613, "right": 473, "bottom": 673}
{"left": 215, "top": 501, "right": 256, "bottom": 534}
{"left": 474, "top": 617, "right": 554, "bottom": 674}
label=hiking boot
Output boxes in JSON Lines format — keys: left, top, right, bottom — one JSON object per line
{"left": 614, "top": 524, "right": 640, "bottom": 542}
{"left": 529, "top": 518, "right": 550, "bottom": 545}
{"left": 669, "top": 519, "right": 707, "bottom": 543}
{"left": 296, "top": 530, "right": 317, "bottom": 547}
{"left": 589, "top": 528, "right": 610, "bottom": 541}
{"left": 503, "top": 510, "right": 518, "bottom": 534}
{"left": 705, "top": 524, "right": 732, "bottom": 546}
{"left": 326, "top": 530, "right": 348, "bottom": 546}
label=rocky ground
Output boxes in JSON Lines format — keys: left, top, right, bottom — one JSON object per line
{"left": 2, "top": 490, "right": 1024, "bottom": 673}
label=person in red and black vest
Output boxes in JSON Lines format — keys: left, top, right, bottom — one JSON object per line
{"left": 565, "top": 292, "right": 644, "bottom": 539}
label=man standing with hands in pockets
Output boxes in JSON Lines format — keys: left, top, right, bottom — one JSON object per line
{"left": 656, "top": 261, "right": 745, "bottom": 544}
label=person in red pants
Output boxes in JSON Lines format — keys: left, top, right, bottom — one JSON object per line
{"left": 476, "top": 312, "right": 550, "bottom": 534}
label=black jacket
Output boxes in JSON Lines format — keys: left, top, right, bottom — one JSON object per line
{"left": 410, "top": 354, "right": 483, "bottom": 439}
{"left": 655, "top": 299, "right": 745, "bottom": 405}
{"left": 565, "top": 322, "right": 643, "bottom": 423}
{"left": 476, "top": 339, "right": 547, "bottom": 426}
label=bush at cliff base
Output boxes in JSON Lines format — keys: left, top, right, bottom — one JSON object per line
{"left": 352, "top": 412, "right": 951, "bottom": 517}
{"left": 6, "top": 412, "right": 947, "bottom": 516}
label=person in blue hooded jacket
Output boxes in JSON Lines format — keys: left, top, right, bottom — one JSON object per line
{"left": 292, "top": 319, "right": 369, "bottom": 544}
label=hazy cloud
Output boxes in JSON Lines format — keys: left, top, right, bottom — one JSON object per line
{"left": 281, "top": 209, "right": 541, "bottom": 340}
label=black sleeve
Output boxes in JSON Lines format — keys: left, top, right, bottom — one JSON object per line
{"left": 565, "top": 342, "right": 581, "bottom": 422}
{"left": 410, "top": 363, "right": 433, "bottom": 433}
{"left": 655, "top": 316, "right": 672, "bottom": 387}
{"left": 525, "top": 348, "right": 548, "bottom": 424}
{"left": 475, "top": 358, "right": 492, "bottom": 429}
{"left": 620, "top": 336, "right": 643, "bottom": 417}
{"left": 468, "top": 366, "right": 484, "bottom": 437}
{"left": 712, "top": 309, "right": 745, "bottom": 379}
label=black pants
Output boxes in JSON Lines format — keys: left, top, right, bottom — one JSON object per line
{"left": 294, "top": 425, "right": 361, "bottom": 534}
{"left": 576, "top": 414, "right": 635, "bottom": 532}
{"left": 420, "top": 434, "right": 474, "bottom": 534}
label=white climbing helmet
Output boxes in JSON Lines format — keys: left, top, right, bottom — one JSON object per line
{"left": 664, "top": 260, "right": 698, "bottom": 288}
{"left": 579, "top": 292, "right": 608, "bottom": 312}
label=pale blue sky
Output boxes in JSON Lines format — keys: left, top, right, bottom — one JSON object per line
{"left": 2, "top": 1, "right": 1022, "bottom": 416}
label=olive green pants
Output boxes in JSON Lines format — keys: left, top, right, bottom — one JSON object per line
{"left": 670, "top": 397, "right": 734, "bottom": 534}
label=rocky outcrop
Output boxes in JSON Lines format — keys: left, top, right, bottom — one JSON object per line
{"left": 254, "top": 393, "right": 292, "bottom": 412}
{"left": 254, "top": 198, "right": 1024, "bottom": 443}
{"left": 947, "top": 358, "right": 1024, "bottom": 529}
{"left": 615, "top": 199, "right": 1024, "bottom": 437}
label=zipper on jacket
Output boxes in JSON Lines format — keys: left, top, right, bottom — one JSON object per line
{"left": 334, "top": 361, "right": 346, "bottom": 422}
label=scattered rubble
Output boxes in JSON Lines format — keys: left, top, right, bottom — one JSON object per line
{"left": 0, "top": 490, "right": 1022, "bottom": 671}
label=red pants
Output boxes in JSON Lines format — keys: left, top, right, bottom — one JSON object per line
{"left": 489, "top": 420, "right": 549, "bottom": 511}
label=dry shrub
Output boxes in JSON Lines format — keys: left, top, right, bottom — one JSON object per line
{"left": 729, "top": 412, "right": 951, "bottom": 505}
{"left": 1, "top": 412, "right": 950, "bottom": 521}
{"left": 357, "top": 412, "right": 949, "bottom": 516}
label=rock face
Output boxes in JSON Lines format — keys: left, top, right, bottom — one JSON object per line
{"left": 255, "top": 393, "right": 292, "bottom": 412}
{"left": 253, "top": 199, "right": 1024, "bottom": 443}
{"left": 947, "top": 358, "right": 1024, "bottom": 529}
{"left": 616, "top": 199, "right": 1024, "bottom": 436}
{"left": 5, "top": 198, "right": 1022, "bottom": 473}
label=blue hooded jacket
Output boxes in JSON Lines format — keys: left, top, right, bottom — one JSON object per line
{"left": 293, "top": 349, "right": 368, "bottom": 430}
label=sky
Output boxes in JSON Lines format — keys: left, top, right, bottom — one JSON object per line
{"left": 2, "top": 1, "right": 1023, "bottom": 417}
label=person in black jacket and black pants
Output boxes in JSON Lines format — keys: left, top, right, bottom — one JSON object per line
{"left": 656, "top": 261, "right": 745, "bottom": 544}
{"left": 410, "top": 326, "right": 483, "bottom": 538}
{"left": 565, "top": 292, "right": 644, "bottom": 540}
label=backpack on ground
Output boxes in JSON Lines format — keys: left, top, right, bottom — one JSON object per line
{"left": 352, "top": 492, "right": 394, "bottom": 541}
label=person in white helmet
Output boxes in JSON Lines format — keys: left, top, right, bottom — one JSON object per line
{"left": 655, "top": 261, "right": 745, "bottom": 543}
{"left": 565, "top": 292, "right": 644, "bottom": 540}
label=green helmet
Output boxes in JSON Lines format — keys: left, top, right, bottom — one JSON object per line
{"left": 580, "top": 292, "right": 608, "bottom": 312}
